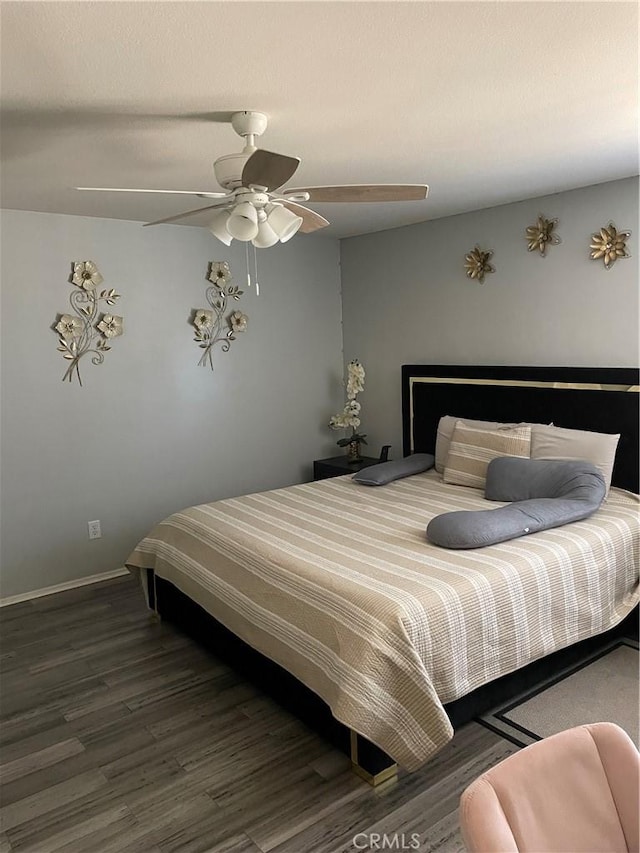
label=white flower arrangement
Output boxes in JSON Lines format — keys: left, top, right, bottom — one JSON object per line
{"left": 329, "top": 359, "right": 367, "bottom": 450}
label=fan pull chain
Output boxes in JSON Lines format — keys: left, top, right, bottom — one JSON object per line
{"left": 253, "top": 244, "right": 260, "bottom": 296}
{"left": 245, "top": 243, "right": 251, "bottom": 289}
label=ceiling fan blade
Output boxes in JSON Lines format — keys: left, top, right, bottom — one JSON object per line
{"left": 76, "top": 187, "right": 229, "bottom": 198}
{"left": 242, "top": 150, "right": 300, "bottom": 192}
{"left": 283, "top": 184, "right": 429, "bottom": 203}
{"left": 143, "top": 200, "right": 231, "bottom": 227}
{"left": 280, "top": 200, "right": 330, "bottom": 234}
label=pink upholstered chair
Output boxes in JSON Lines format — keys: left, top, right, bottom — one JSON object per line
{"left": 460, "top": 722, "right": 639, "bottom": 852}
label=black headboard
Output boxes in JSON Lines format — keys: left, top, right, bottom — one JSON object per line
{"left": 402, "top": 365, "right": 639, "bottom": 493}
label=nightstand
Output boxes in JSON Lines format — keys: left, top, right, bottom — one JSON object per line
{"left": 313, "top": 455, "right": 381, "bottom": 481}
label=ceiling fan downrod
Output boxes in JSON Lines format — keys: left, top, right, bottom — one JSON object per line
{"left": 230, "top": 111, "right": 268, "bottom": 153}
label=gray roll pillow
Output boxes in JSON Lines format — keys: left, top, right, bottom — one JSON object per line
{"left": 353, "top": 453, "right": 435, "bottom": 486}
{"left": 426, "top": 458, "right": 606, "bottom": 549}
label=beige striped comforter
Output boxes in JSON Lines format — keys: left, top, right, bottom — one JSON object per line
{"left": 126, "top": 470, "right": 640, "bottom": 770}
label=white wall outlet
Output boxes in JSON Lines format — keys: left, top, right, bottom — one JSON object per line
{"left": 88, "top": 520, "right": 102, "bottom": 540}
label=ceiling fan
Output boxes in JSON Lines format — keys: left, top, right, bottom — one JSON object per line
{"left": 77, "top": 111, "right": 429, "bottom": 248}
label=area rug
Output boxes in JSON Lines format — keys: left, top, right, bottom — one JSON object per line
{"left": 480, "top": 639, "right": 639, "bottom": 748}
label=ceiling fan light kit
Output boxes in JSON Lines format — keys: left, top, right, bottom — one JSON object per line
{"left": 208, "top": 210, "right": 233, "bottom": 246}
{"left": 252, "top": 212, "right": 280, "bottom": 248}
{"left": 266, "top": 204, "right": 303, "bottom": 243}
{"left": 226, "top": 200, "right": 259, "bottom": 241}
{"left": 77, "top": 110, "right": 429, "bottom": 249}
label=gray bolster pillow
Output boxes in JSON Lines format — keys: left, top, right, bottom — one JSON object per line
{"left": 427, "top": 458, "right": 606, "bottom": 549}
{"left": 353, "top": 453, "right": 435, "bottom": 486}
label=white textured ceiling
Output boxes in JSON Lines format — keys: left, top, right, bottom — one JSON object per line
{"left": 1, "top": 1, "right": 638, "bottom": 238}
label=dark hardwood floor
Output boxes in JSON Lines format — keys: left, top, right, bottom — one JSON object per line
{"left": 0, "top": 576, "right": 516, "bottom": 852}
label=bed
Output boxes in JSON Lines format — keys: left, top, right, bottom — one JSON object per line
{"left": 126, "top": 365, "right": 639, "bottom": 783}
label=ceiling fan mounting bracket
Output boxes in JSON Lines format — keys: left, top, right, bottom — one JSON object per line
{"left": 231, "top": 111, "right": 268, "bottom": 139}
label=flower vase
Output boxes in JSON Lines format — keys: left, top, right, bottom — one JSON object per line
{"left": 347, "top": 439, "right": 362, "bottom": 464}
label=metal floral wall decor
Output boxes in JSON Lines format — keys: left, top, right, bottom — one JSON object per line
{"left": 464, "top": 245, "right": 495, "bottom": 283}
{"left": 192, "top": 261, "right": 248, "bottom": 370}
{"left": 589, "top": 222, "right": 631, "bottom": 270}
{"left": 525, "top": 214, "right": 561, "bottom": 256}
{"left": 53, "top": 261, "right": 123, "bottom": 386}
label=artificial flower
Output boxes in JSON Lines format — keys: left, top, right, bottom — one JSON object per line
{"left": 97, "top": 315, "right": 123, "bottom": 339}
{"left": 329, "top": 359, "right": 366, "bottom": 441}
{"left": 194, "top": 309, "right": 214, "bottom": 331}
{"left": 525, "top": 215, "right": 561, "bottom": 256}
{"left": 230, "top": 311, "right": 248, "bottom": 333}
{"left": 208, "top": 261, "right": 232, "bottom": 286}
{"left": 55, "top": 314, "right": 84, "bottom": 339}
{"left": 71, "top": 260, "right": 103, "bottom": 290}
{"left": 589, "top": 223, "right": 631, "bottom": 270}
{"left": 346, "top": 359, "right": 365, "bottom": 399}
{"left": 464, "top": 246, "right": 495, "bottom": 283}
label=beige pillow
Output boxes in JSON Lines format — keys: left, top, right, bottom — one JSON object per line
{"left": 531, "top": 425, "right": 620, "bottom": 495}
{"left": 435, "top": 415, "right": 547, "bottom": 473}
{"left": 444, "top": 421, "right": 532, "bottom": 489}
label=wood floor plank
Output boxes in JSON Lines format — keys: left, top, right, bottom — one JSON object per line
{"left": 210, "top": 835, "right": 262, "bottom": 853}
{"left": 0, "top": 707, "right": 67, "bottom": 751}
{"left": 54, "top": 813, "right": 158, "bottom": 853}
{"left": 0, "top": 768, "right": 108, "bottom": 833}
{"left": 0, "top": 721, "right": 75, "bottom": 767}
{"left": 0, "top": 750, "right": 98, "bottom": 808}
{"left": 0, "top": 738, "right": 85, "bottom": 786}
{"left": 28, "top": 627, "right": 167, "bottom": 674}
{"left": 62, "top": 669, "right": 202, "bottom": 721}
{"left": 9, "top": 804, "right": 133, "bottom": 853}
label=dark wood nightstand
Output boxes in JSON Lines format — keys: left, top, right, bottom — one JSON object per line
{"left": 313, "top": 455, "right": 381, "bottom": 481}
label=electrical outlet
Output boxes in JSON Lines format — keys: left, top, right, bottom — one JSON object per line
{"left": 88, "top": 520, "right": 102, "bottom": 540}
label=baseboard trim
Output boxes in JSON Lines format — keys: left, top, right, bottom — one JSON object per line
{"left": 0, "top": 567, "right": 130, "bottom": 608}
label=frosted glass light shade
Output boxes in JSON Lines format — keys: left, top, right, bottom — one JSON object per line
{"left": 208, "top": 211, "right": 232, "bottom": 246}
{"left": 252, "top": 219, "right": 279, "bottom": 248}
{"left": 227, "top": 202, "right": 259, "bottom": 241}
{"left": 267, "top": 205, "right": 303, "bottom": 243}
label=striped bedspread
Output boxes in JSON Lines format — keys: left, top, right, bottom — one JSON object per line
{"left": 126, "top": 470, "right": 639, "bottom": 770}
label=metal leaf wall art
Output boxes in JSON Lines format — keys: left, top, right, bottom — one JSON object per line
{"left": 192, "top": 261, "right": 248, "bottom": 370}
{"left": 53, "top": 261, "right": 123, "bottom": 386}
{"left": 589, "top": 222, "right": 631, "bottom": 270}
{"left": 525, "top": 214, "right": 561, "bottom": 256}
{"left": 464, "top": 246, "right": 495, "bottom": 283}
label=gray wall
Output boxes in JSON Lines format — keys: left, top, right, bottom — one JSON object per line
{"left": 340, "top": 178, "right": 639, "bottom": 459}
{"left": 0, "top": 210, "right": 343, "bottom": 598}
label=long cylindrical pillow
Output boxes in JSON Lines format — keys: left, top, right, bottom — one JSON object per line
{"left": 353, "top": 453, "right": 435, "bottom": 486}
{"left": 427, "top": 458, "right": 606, "bottom": 549}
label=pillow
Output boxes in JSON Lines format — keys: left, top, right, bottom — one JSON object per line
{"left": 353, "top": 453, "right": 434, "bottom": 486}
{"left": 435, "top": 416, "right": 549, "bottom": 473}
{"left": 435, "top": 416, "right": 512, "bottom": 473}
{"left": 427, "top": 458, "right": 606, "bottom": 549}
{"left": 530, "top": 424, "right": 620, "bottom": 495}
{"left": 443, "top": 421, "right": 531, "bottom": 489}
{"left": 485, "top": 457, "right": 606, "bottom": 503}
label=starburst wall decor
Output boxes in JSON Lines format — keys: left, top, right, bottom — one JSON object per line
{"left": 525, "top": 215, "right": 561, "bottom": 257}
{"left": 192, "top": 261, "right": 248, "bottom": 370}
{"left": 53, "top": 261, "right": 123, "bottom": 386}
{"left": 589, "top": 222, "right": 631, "bottom": 270}
{"left": 464, "top": 246, "right": 495, "bottom": 283}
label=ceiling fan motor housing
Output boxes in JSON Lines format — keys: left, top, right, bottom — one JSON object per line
{"left": 213, "top": 153, "right": 252, "bottom": 190}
